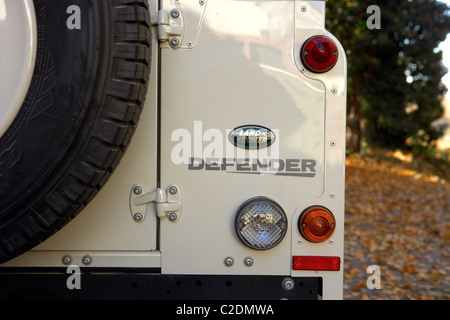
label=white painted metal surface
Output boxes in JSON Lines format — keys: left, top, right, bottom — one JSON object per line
{"left": 157, "top": 1, "right": 346, "bottom": 299}
{"left": 291, "top": 0, "right": 347, "bottom": 299}
{"left": 160, "top": 0, "right": 323, "bottom": 276}
{"left": 0, "top": 0, "right": 37, "bottom": 137}
{"left": 2, "top": 0, "right": 346, "bottom": 300}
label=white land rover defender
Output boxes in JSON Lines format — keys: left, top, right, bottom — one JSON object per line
{"left": 0, "top": 0, "right": 347, "bottom": 300}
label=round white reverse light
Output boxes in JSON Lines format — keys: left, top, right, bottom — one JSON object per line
{"left": 235, "top": 197, "right": 288, "bottom": 250}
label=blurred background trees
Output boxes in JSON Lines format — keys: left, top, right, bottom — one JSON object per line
{"left": 326, "top": 0, "right": 450, "bottom": 154}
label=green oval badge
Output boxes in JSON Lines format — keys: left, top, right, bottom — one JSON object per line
{"left": 229, "top": 125, "right": 275, "bottom": 150}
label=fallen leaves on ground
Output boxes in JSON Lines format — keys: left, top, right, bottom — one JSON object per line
{"left": 344, "top": 150, "right": 450, "bottom": 300}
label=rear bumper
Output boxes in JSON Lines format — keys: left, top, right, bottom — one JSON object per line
{"left": 0, "top": 269, "right": 322, "bottom": 300}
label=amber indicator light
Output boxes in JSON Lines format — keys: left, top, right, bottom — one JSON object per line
{"left": 298, "top": 206, "right": 336, "bottom": 243}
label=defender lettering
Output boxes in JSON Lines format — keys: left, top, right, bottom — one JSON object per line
{"left": 188, "top": 157, "right": 317, "bottom": 177}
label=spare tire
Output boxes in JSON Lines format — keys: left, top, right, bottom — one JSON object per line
{"left": 0, "top": 0, "right": 152, "bottom": 263}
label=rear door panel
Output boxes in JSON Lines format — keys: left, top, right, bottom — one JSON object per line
{"left": 160, "top": 0, "right": 330, "bottom": 275}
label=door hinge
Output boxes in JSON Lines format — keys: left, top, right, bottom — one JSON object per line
{"left": 130, "top": 185, "right": 182, "bottom": 222}
{"left": 151, "top": 9, "right": 184, "bottom": 48}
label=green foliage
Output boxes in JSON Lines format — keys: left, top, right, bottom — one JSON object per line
{"left": 326, "top": 0, "right": 450, "bottom": 152}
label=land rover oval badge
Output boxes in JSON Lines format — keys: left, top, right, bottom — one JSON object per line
{"left": 229, "top": 125, "right": 275, "bottom": 150}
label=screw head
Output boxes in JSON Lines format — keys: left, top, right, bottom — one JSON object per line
{"left": 170, "top": 9, "right": 180, "bottom": 19}
{"left": 169, "top": 186, "right": 178, "bottom": 194}
{"left": 330, "top": 140, "right": 337, "bottom": 146}
{"left": 170, "top": 38, "right": 180, "bottom": 47}
{"left": 62, "top": 255, "right": 72, "bottom": 265}
{"left": 82, "top": 255, "right": 92, "bottom": 265}
{"left": 133, "top": 185, "right": 142, "bottom": 195}
{"left": 224, "top": 257, "right": 234, "bottom": 266}
{"left": 244, "top": 257, "right": 254, "bottom": 266}
{"left": 282, "top": 278, "right": 295, "bottom": 291}
{"left": 168, "top": 212, "right": 178, "bottom": 221}
{"left": 133, "top": 212, "right": 143, "bottom": 222}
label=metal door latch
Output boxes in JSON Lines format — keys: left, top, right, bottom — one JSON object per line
{"left": 151, "top": 9, "right": 184, "bottom": 48}
{"left": 130, "top": 184, "right": 182, "bottom": 222}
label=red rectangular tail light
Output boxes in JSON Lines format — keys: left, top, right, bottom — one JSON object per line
{"left": 293, "top": 256, "right": 340, "bottom": 271}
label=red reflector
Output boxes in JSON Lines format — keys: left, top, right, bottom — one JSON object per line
{"left": 301, "top": 35, "right": 338, "bottom": 73}
{"left": 293, "top": 256, "right": 340, "bottom": 271}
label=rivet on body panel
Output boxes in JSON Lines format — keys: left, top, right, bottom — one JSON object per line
{"left": 224, "top": 257, "right": 234, "bottom": 267}
{"left": 244, "top": 257, "right": 254, "bottom": 267}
